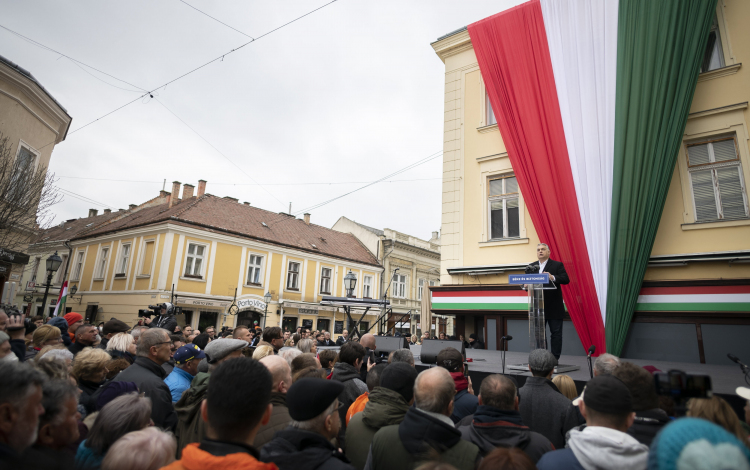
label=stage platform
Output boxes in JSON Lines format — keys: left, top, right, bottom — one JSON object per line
{"left": 409, "top": 345, "right": 747, "bottom": 395}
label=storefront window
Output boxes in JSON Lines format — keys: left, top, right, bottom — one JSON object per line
{"left": 316, "top": 319, "right": 330, "bottom": 332}
{"left": 198, "top": 311, "right": 218, "bottom": 333}
{"left": 282, "top": 316, "right": 298, "bottom": 332}
{"left": 359, "top": 321, "right": 370, "bottom": 334}
{"left": 237, "top": 310, "right": 261, "bottom": 329}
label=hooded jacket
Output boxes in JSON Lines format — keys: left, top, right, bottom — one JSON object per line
{"left": 456, "top": 405, "right": 554, "bottom": 462}
{"left": 260, "top": 428, "right": 354, "bottom": 470}
{"left": 536, "top": 426, "right": 649, "bottom": 470}
{"left": 368, "top": 407, "right": 479, "bottom": 470}
{"left": 345, "top": 387, "right": 410, "bottom": 470}
{"left": 253, "top": 392, "right": 292, "bottom": 449}
{"left": 113, "top": 356, "right": 177, "bottom": 430}
{"left": 175, "top": 372, "right": 210, "bottom": 456}
{"left": 331, "top": 361, "right": 368, "bottom": 447}
{"left": 164, "top": 440, "right": 277, "bottom": 470}
{"left": 518, "top": 376, "right": 578, "bottom": 449}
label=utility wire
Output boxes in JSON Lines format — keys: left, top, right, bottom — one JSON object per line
{"left": 175, "top": 0, "right": 255, "bottom": 39}
{"left": 55, "top": 175, "right": 448, "bottom": 185}
{"left": 55, "top": 186, "right": 117, "bottom": 210}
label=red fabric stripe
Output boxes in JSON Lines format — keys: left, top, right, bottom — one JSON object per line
{"left": 468, "top": 0, "right": 606, "bottom": 354}
{"left": 432, "top": 290, "right": 526, "bottom": 298}
{"left": 639, "top": 285, "right": 750, "bottom": 296}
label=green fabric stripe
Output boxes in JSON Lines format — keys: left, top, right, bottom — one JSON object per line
{"left": 606, "top": 0, "right": 717, "bottom": 355}
{"left": 432, "top": 303, "right": 529, "bottom": 311}
{"left": 636, "top": 302, "right": 750, "bottom": 312}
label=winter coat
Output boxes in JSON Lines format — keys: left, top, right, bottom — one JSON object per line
{"left": 165, "top": 366, "right": 195, "bottom": 403}
{"left": 261, "top": 428, "right": 354, "bottom": 470}
{"left": 627, "top": 408, "right": 670, "bottom": 446}
{"left": 518, "top": 376, "right": 578, "bottom": 449}
{"left": 175, "top": 372, "right": 210, "bottom": 456}
{"left": 164, "top": 440, "right": 277, "bottom": 470}
{"left": 25, "top": 347, "right": 39, "bottom": 361}
{"left": 336, "top": 336, "right": 348, "bottom": 346}
{"left": 75, "top": 440, "right": 104, "bottom": 470}
{"left": 451, "top": 388, "right": 478, "bottom": 424}
{"left": 78, "top": 379, "right": 105, "bottom": 416}
{"left": 10, "top": 339, "right": 26, "bottom": 362}
{"left": 113, "top": 356, "right": 177, "bottom": 430}
{"left": 148, "top": 314, "right": 178, "bottom": 333}
{"left": 456, "top": 405, "right": 554, "bottom": 462}
{"left": 537, "top": 426, "right": 648, "bottom": 470}
{"left": 22, "top": 444, "right": 75, "bottom": 470}
{"left": 253, "top": 392, "right": 292, "bottom": 449}
{"left": 345, "top": 387, "right": 410, "bottom": 470}
{"left": 367, "top": 407, "right": 480, "bottom": 470}
{"left": 331, "top": 361, "right": 368, "bottom": 447}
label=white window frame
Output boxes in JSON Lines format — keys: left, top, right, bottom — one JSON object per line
{"left": 286, "top": 261, "right": 300, "bottom": 290}
{"left": 9, "top": 142, "right": 39, "bottom": 200}
{"left": 363, "top": 275, "right": 373, "bottom": 298}
{"left": 137, "top": 239, "right": 155, "bottom": 277}
{"left": 486, "top": 91, "right": 497, "bottom": 125}
{"left": 246, "top": 253, "right": 264, "bottom": 286}
{"left": 115, "top": 243, "right": 130, "bottom": 277}
{"left": 418, "top": 278, "right": 424, "bottom": 301}
{"left": 700, "top": 14, "right": 725, "bottom": 73}
{"left": 392, "top": 274, "right": 406, "bottom": 299}
{"left": 183, "top": 243, "right": 207, "bottom": 278}
{"left": 488, "top": 174, "right": 521, "bottom": 240}
{"left": 95, "top": 247, "right": 109, "bottom": 279}
{"left": 320, "top": 267, "right": 332, "bottom": 294}
{"left": 72, "top": 252, "right": 84, "bottom": 281}
{"left": 687, "top": 136, "right": 749, "bottom": 222}
{"left": 54, "top": 254, "right": 68, "bottom": 284}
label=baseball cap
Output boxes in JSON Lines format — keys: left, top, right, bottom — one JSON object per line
{"left": 583, "top": 375, "right": 632, "bottom": 414}
{"left": 174, "top": 344, "right": 206, "bottom": 364}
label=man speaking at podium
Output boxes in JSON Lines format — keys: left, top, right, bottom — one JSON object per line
{"left": 526, "top": 243, "right": 569, "bottom": 360}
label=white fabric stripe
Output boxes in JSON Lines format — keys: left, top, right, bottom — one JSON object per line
{"left": 540, "top": 0, "right": 619, "bottom": 323}
{"left": 638, "top": 294, "right": 750, "bottom": 303}
{"left": 432, "top": 296, "right": 527, "bottom": 304}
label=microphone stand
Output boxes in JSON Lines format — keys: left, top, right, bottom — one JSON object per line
{"left": 501, "top": 335, "right": 512, "bottom": 375}
{"left": 587, "top": 345, "right": 595, "bottom": 379}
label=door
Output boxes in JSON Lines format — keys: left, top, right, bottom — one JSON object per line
{"left": 85, "top": 304, "right": 98, "bottom": 324}
{"left": 282, "top": 316, "right": 298, "bottom": 332}
{"left": 316, "top": 318, "right": 330, "bottom": 332}
{"left": 198, "top": 311, "right": 218, "bottom": 332}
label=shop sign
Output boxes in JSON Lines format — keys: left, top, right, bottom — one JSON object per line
{"left": 23, "top": 295, "right": 32, "bottom": 302}
{"left": 0, "top": 248, "right": 30, "bottom": 265}
{"left": 299, "top": 307, "right": 318, "bottom": 315}
{"left": 10, "top": 273, "right": 20, "bottom": 280}
{"left": 237, "top": 298, "right": 266, "bottom": 312}
{"left": 26, "top": 281, "right": 36, "bottom": 291}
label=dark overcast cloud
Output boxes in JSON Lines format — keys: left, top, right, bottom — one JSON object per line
{"left": 2, "top": 0, "right": 523, "bottom": 240}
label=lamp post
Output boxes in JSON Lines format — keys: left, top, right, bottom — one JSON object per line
{"left": 40, "top": 251, "right": 63, "bottom": 319}
{"left": 263, "top": 291, "right": 272, "bottom": 329}
{"left": 342, "top": 270, "right": 358, "bottom": 334}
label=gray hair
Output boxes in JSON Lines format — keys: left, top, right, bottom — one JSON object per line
{"left": 296, "top": 339, "right": 314, "bottom": 354}
{"left": 280, "top": 348, "right": 302, "bottom": 366}
{"left": 0, "top": 362, "right": 46, "bottom": 408}
{"left": 292, "top": 398, "right": 337, "bottom": 432}
{"left": 102, "top": 427, "right": 176, "bottom": 470}
{"left": 40, "top": 380, "right": 79, "bottom": 427}
{"left": 537, "top": 243, "right": 549, "bottom": 250}
{"left": 136, "top": 328, "right": 169, "bottom": 357}
{"left": 0, "top": 331, "right": 9, "bottom": 344}
{"left": 107, "top": 332, "right": 134, "bottom": 353}
{"left": 389, "top": 348, "right": 415, "bottom": 366}
{"left": 86, "top": 392, "right": 152, "bottom": 454}
{"left": 414, "top": 367, "right": 455, "bottom": 414}
{"left": 39, "top": 348, "right": 74, "bottom": 363}
{"left": 130, "top": 326, "right": 148, "bottom": 340}
{"left": 529, "top": 349, "right": 557, "bottom": 377}
{"left": 594, "top": 353, "right": 620, "bottom": 376}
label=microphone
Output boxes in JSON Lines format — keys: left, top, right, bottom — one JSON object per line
{"left": 502, "top": 335, "right": 513, "bottom": 341}
{"left": 728, "top": 353, "right": 749, "bottom": 371}
{"left": 588, "top": 345, "right": 596, "bottom": 357}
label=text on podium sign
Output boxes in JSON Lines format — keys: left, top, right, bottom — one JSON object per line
{"left": 508, "top": 273, "right": 550, "bottom": 284}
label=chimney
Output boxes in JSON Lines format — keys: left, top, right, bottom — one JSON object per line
{"left": 88, "top": 209, "right": 98, "bottom": 218}
{"left": 304, "top": 213, "right": 310, "bottom": 225}
{"left": 159, "top": 190, "right": 169, "bottom": 198}
{"left": 104, "top": 209, "right": 111, "bottom": 214}
{"left": 129, "top": 204, "right": 137, "bottom": 210}
{"left": 197, "top": 179, "right": 207, "bottom": 197}
{"left": 243, "top": 202, "right": 251, "bottom": 206}
{"left": 182, "top": 184, "right": 195, "bottom": 199}
{"left": 223, "top": 196, "right": 239, "bottom": 203}
{"left": 169, "top": 181, "right": 181, "bottom": 208}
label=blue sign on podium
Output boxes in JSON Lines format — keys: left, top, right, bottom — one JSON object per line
{"left": 508, "top": 273, "right": 549, "bottom": 284}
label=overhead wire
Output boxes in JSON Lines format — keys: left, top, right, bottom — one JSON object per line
{"left": 54, "top": 175, "right": 450, "bottom": 186}
{"left": 175, "top": 0, "right": 255, "bottom": 39}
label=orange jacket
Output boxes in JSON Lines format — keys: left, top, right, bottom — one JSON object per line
{"left": 161, "top": 443, "right": 277, "bottom": 470}
{"left": 346, "top": 392, "right": 369, "bottom": 426}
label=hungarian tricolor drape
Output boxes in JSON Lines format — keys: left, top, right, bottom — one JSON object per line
{"left": 468, "top": 0, "right": 717, "bottom": 355}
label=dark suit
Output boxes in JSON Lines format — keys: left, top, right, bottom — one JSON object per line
{"left": 529, "top": 259, "right": 569, "bottom": 359}
{"left": 335, "top": 336, "right": 348, "bottom": 346}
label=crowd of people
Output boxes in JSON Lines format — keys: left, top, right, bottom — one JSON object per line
{"left": 1, "top": 304, "right": 749, "bottom": 470}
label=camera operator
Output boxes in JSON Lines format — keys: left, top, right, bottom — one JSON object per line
{"left": 143, "top": 302, "right": 178, "bottom": 334}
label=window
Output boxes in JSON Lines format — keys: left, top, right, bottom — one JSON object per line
{"left": 418, "top": 279, "right": 424, "bottom": 300}
{"left": 363, "top": 275, "right": 373, "bottom": 298}
{"left": 72, "top": 252, "right": 84, "bottom": 281}
{"left": 116, "top": 244, "right": 130, "bottom": 276}
{"left": 10, "top": 145, "right": 36, "bottom": 199}
{"left": 486, "top": 92, "right": 497, "bottom": 125}
{"left": 54, "top": 254, "right": 68, "bottom": 284}
{"left": 320, "top": 267, "right": 332, "bottom": 294}
{"left": 287, "top": 261, "right": 300, "bottom": 290}
{"left": 95, "top": 247, "right": 109, "bottom": 279}
{"left": 687, "top": 137, "right": 748, "bottom": 221}
{"left": 701, "top": 15, "right": 725, "bottom": 73}
{"left": 31, "top": 257, "right": 41, "bottom": 282}
{"left": 489, "top": 175, "right": 521, "bottom": 239}
{"left": 246, "top": 254, "right": 264, "bottom": 285}
{"left": 393, "top": 274, "right": 406, "bottom": 298}
{"left": 184, "top": 243, "right": 206, "bottom": 278}
{"left": 139, "top": 241, "right": 155, "bottom": 276}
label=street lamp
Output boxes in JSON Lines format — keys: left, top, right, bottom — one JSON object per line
{"left": 344, "top": 271, "right": 357, "bottom": 298}
{"left": 263, "top": 291, "right": 272, "bottom": 329}
{"left": 40, "top": 251, "right": 63, "bottom": 319}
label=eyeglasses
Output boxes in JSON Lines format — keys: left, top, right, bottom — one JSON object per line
{"left": 153, "top": 341, "right": 172, "bottom": 347}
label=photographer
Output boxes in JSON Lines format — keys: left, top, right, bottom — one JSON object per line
{"left": 142, "top": 302, "right": 178, "bottom": 334}
{"left": 0, "top": 305, "right": 27, "bottom": 362}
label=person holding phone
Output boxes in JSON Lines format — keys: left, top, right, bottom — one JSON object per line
{"left": 1, "top": 307, "right": 28, "bottom": 361}
{"left": 437, "top": 347, "right": 477, "bottom": 423}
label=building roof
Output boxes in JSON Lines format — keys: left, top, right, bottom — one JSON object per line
{"left": 33, "top": 211, "right": 121, "bottom": 246}
{"left": 351, "top": 220, "right": 385, "bottom": 237}
{"left": 73, "top": 195, "right": 382, "bottom": 267}
{"left": 434, "top": 26, "right": 468, "bottom": 43}
{"left": 0, "top": 53, "right": 70, "bottom": 116}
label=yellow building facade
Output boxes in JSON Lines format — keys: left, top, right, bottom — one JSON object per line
{"left": 431, "top": 0, "right": 750, "bottom": 363}
{"left": 65, "top": 183, "right": 382, "bottom": 336}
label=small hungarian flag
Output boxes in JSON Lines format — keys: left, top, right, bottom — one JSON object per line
{"left": 52, "top": 281, "right": 68, "bottom": 317}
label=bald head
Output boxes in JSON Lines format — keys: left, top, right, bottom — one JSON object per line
{"left": 360, "top": 333, "right": 376, "bottom": 349}
{"left": 260, "top": 355, "right": 293, "bottom": 394}
{"left": 414, "top": 367, "right": 455, "bottom": 416}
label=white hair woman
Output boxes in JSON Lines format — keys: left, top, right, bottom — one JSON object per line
{"left": 296, "top": 338, "right": 317, "bottom": 355}
{"left": 101, "top": 427, "right": 176, "bottom": 470}
{"left": 106, "top": 332, "right": 137, "bottom": 364}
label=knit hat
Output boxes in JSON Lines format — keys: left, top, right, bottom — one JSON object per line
{"left": 64, "top": 312, "right": 83, "bottom": 327}
{"left": 380, "top": 363, "right": 419, "bottom": 402}
{"left": 102, "top": 318, "right": 130, "bottom": 335}
{"left": 204, "top": 339, "right": 248, "bottom": 364}
{"left": 648, "top": 417, "right": 750, "bottom": 470}
{"left": 583, "top": 375, "right": 632, "bottom": 414}
{"left": 48, "top": 317, "right": 67, "bottom": 330}
{"left": 96, "top": 381, "right": 139, "bottom": 410}
{"left": 287, "top": 377, "right": 344, "bottom": 421}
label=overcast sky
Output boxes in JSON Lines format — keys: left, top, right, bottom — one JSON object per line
{"left": 2, "top": 0, "right": 522, "bottom": 241}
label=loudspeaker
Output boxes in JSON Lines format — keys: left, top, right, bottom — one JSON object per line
{"left": 420, "top": 339, "right": 465, "bottom": 364}
{"left": 374, "top": 336, "right": 409, "bottom": 358}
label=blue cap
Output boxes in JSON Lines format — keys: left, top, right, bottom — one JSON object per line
{"left": 174, "top": 344, "right": 206, "bottom": 364}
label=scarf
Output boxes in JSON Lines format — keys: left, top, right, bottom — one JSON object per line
{"left": 450, "top": 372, "right": 469, "bottom": 392}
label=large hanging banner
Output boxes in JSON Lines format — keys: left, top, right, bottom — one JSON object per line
{"left": 468, "top": 0, "right": 717, "bottom": 355}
